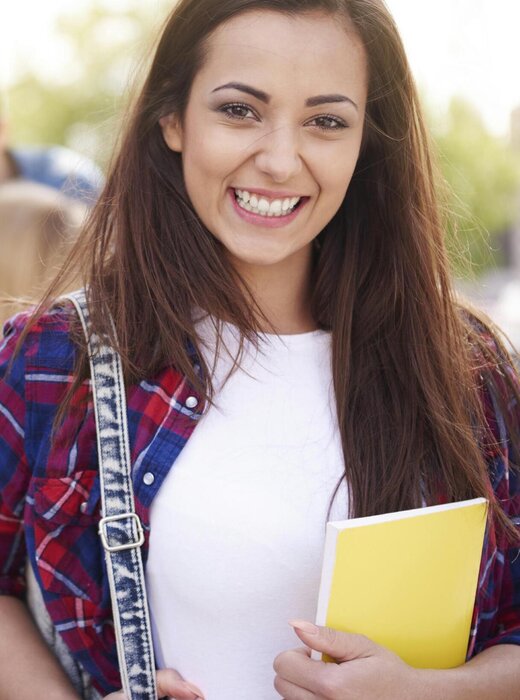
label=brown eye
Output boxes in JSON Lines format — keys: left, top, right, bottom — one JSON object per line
{"left": 218, "top": 103, "right": 257, "bottom": 120}
{"left": 309, "top": 114, "right": 348, "bottom": 130}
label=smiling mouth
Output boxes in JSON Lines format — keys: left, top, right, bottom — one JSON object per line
{"left": 233, "top": 189, "right": 303, "bottom": 217}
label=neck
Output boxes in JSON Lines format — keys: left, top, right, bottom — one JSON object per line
{"left": 232, "top": 245, "right": 317, "bottom": 335}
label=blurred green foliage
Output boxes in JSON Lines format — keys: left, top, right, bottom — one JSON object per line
{"left": 6, "top": 2, "right": 520, "bottom": 276}
{"left": 8, "top": 1, "right": 172, "bottom": 168}
{"left": 432, "top": 98, "right": 520, "bottom": 274}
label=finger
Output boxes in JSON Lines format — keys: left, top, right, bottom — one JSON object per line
{"left": 289, "top": 619, "right": 377, "bottom": 663}
{"left": 274, "top": 673, "right": 317, "bottom": 700}
{"left": 273, "top": 648, "right": 329, "bottom": 696}
{"left": 293, "top": 646, "right": 311, "bottom": 657}
{"left": 102, "top": 671, "right": 205, "bottom": 700}
{"left": 156, "top": 669, "right": 205, "bottom": 700}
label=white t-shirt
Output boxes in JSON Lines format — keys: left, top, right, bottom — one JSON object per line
{"left": 146, "top": 317, "right": 347, "bottom": 699}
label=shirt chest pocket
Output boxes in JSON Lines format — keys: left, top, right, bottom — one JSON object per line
{"left": 28, "top": 470, "right": 103, "bottom": 600}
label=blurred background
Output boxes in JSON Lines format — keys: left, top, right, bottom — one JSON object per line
{"left": 1, "top": 0, "right": 519, "bottom": 344}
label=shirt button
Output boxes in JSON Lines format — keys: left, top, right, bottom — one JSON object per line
{"left": 143, "top": 472, "right": 155, "bottom": 486}
{"left": 185, "top": 395, "right": 198, "bottom": 409}
{"left": 80, "top": 501, "right": 88, "bottom": 513}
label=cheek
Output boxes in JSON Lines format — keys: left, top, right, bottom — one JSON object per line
{"left": 184, "top": 118, "right": 247, "bottom": 175}
{"left": 310, "top": 139, "right": 362, "bottom": 200}
{"left": 319, "top": 163, "right": 356, "bottom": 206}
{"left": 183, "top": 137, "right": 240, "bottom": 204}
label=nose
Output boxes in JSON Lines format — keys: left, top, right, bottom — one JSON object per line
{"left": 254, "top": 125, "right": 303, "bottom": 183}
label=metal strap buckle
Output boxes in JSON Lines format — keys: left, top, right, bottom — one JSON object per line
{"left": 98, "top": 513, "right": 145, "bottom": 552}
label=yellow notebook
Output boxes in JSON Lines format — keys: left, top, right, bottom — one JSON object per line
{"left": 314, "top": 497, "right": 488, "bottom": 668}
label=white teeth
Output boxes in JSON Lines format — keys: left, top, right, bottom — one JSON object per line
{"left": 269, "top": 199, "right": 282, "bottom": 214}
{"left": 234, "top": 189, "right": 302, "bottom": 217}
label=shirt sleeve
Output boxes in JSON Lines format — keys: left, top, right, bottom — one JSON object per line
{"left": 477, "top": 338, "right": 520, "bottom": 651}
{"left": 0, "top": 313, "right": 32, "bottom": 598}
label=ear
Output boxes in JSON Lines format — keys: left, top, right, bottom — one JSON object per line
{"left": 159, "top": 113, "right": 183, "bottom": 153}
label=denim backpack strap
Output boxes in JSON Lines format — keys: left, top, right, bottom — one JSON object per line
{"left": 65, "top": 289, "right": 157, "bottom": 700}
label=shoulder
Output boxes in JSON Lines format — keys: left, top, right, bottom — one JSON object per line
{"left": 1, "top": 301, "right": 79, "bottom": 376}
{"left": 460, "top": 305, "right": 519, "bottom": 412}
{"left": 461, "top": 308, "right": 520, "bottom": 501}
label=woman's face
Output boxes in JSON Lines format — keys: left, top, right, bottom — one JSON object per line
{"left": 161, "top": 10, "right": 368, "bottom": 277}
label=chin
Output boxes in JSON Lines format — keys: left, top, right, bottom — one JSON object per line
{"left": 229, "top": 248, "right": 293, "bottom": 269}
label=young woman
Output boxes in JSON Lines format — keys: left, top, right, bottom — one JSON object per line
{"left": 0, "top": 1, "right": 519, "bottom": 699}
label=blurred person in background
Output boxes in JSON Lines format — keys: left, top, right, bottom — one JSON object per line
{"left": 0, "top": 180, "right": 85, "bottom": 325}
{"left": 0, "top": 91, "right": 104, "bottom": 205}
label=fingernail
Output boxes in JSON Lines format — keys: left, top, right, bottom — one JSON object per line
{"left": 183, "top": 681, "right": 206, "bottom": 699}
{"left": 288, "top": 619, "right": 319, "bottom": 635}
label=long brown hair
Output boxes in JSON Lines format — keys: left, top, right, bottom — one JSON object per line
{"left": 38, "top": 0, "right": 519, "bottom": 534}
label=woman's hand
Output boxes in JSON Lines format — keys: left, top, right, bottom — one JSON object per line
{"left": 103, "top": 668, "right": 205, "bottom": 700}
{"left": 273, "top": 620, "right": 420, "bottom": 700}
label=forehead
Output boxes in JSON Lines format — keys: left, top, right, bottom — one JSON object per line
{"left": 197, "top": 10, "right": 368, "bottom": 103}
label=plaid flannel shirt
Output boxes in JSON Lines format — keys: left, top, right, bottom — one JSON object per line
{"left": 0, "top": 304, "right": 519, "bottom": 695}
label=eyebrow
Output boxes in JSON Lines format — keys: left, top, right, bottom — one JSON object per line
{"left": 211, "top": 81, "right": 358, "bottom": 111}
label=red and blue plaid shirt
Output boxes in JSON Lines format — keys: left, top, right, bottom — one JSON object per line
{"left": 1, "top": 305, "right": 519, "bottom": 695}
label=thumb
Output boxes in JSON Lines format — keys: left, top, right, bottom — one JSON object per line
{"left": 288, "top": 619, "right": 377, "bottom": 663}
{"left": 156, "top": 668, "right": 205, "bottom": 699}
